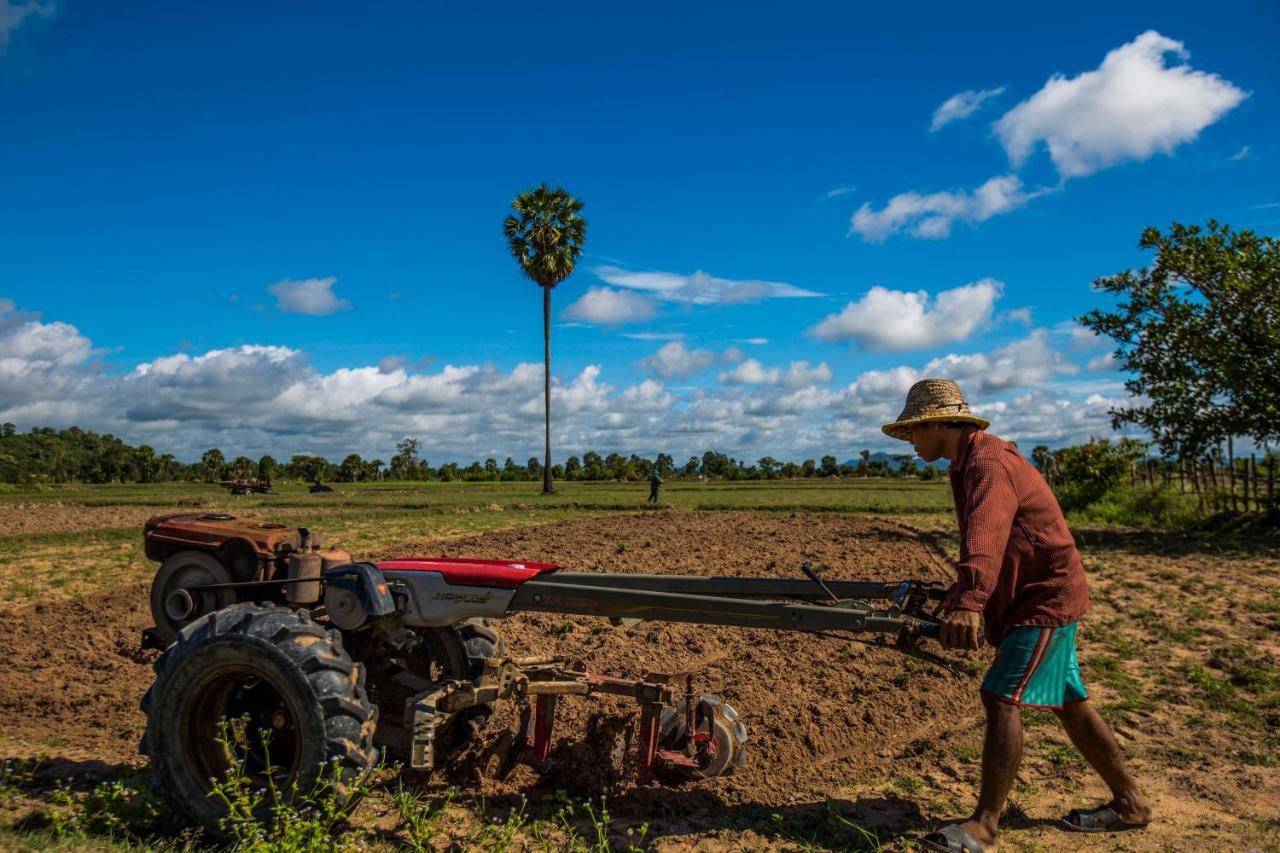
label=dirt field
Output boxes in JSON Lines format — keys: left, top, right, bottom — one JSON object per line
{"left": 1, "top": 510, "right": 1277, "bottom": 850}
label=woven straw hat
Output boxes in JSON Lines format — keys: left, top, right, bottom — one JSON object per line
{"left": 881, "top": 378, "right": 989, "bottom": 441}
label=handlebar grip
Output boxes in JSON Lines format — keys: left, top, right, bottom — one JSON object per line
{"left": 919, "top": 621, "right": 940, "bottom": 638}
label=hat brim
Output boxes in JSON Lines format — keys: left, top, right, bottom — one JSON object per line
{"left": 881, "top": 413, "right": 990, "bottom": 442}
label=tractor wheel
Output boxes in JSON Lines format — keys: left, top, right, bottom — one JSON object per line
{"left": 149, "top": 550, "right": 238, "bottom": 646}
{"left": 140, "top": 603, "right": 377, "bottom": 836}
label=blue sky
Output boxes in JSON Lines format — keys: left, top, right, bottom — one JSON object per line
{"left": 1, "top": 1, "right": 1276, "bottom": 463}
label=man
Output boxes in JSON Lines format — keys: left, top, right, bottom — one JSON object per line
{"left": 648, "top": 468, "right": 663, "bottom": 503}
{"left": 880, "top": 379, "right": 1151, "bottom": 853}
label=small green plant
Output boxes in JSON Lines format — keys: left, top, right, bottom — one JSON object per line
{"left": 0, "top": 757, "right": 39, "bottom": 800}
{"left": 206, "top": 717, "right": 375, "bottom": 852}
{"left": 391, "top": 781, "right": 456, "bottom": 851}
{"left": 615, "top": 542, "right": 628, "bottom": 554}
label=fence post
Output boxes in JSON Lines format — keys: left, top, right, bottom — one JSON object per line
{"left": 1228, "top": 436, "right": 1237, "bottom": 513}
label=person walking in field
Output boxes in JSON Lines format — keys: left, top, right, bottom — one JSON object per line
{"left": 881, "top": 379, "right": 1152, "bottom": 853}
{"left": 647, "top": 468, "right": 663, "bottom": 503}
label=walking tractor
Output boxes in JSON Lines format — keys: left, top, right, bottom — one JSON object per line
{"left": 140, "top": 512, "right": 962, "bottom": 831}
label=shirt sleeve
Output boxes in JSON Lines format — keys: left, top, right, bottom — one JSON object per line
{"left": 953, "top": 459, "right": 1016, "bottom": 612}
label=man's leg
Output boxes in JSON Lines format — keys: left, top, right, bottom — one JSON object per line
{"left": 1054, "top": 701, "right": 1152, "bottom": 824}
{"left": 958, "top": 692, "right": 1024, "bottom": 847}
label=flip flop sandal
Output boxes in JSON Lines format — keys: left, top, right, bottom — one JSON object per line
{"left": 919, "top": 823, "right": 987, "bottom": 852}
{"left": 1061, "top": 804, "right": 1149, "bottom": 833}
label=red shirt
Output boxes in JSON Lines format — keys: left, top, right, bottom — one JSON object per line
{"left": 949, "top": 428, "right": 1091, "bottom": 644}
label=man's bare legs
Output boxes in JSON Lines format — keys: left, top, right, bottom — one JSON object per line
{"left": 1054, "top": 700, "right": 1152, "bottom": 824}
{"left": 955, "top": 693, "right": 1023, "bottom": 847}
{"left": 952, "top": 696, "right": 1150, "bottom": 849}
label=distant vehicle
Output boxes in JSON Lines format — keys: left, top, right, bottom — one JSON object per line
{"left": 218, "top": 478, "right": 272, "bottom": 495}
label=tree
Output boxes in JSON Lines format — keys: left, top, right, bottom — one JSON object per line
{"left": 820, "top": 455, "right": 839, "bottom": 477}
{"left": 563, "top": 455, "right": 581, "bottom": 480}
{"left": 257, "top": 455, "right": 278, "bottom": 482}
{"left": 801, "top": 459, "right": 817, "bottom": 478}
{"left": 859, "top": 449, "right": 871, "bottom": 477}
{"left": 655, "top": 453, "right": 674, "bottom": 477}
{"left": 1079, "top": 221, "right": 1280, "bottom": 457}
{"left": 757, "top": 457, "right": 778, "bottom": 479}
{"left": 390, "top": 437, "right": 421, "bottom": 480}
{"left": 200, "top": 448, "right": 225, "bottom": 483}
{"left": 132, "top": 445, "right": 158, "bottom": 483}
{"left": 504, "top": 184, "right": 587, "bottom": 494}
{"left": 228, "top": 456, "right": 255, "bottom": 480}
{"left": 339, "top": 453, "right": 365, "bottom": 482}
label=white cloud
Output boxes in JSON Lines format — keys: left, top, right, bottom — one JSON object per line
{"left": 930, "top": 86, "right": 1006, "bottom": 132}
{"left": 720, "top": 359, "right": 779, "bottom": 385}
{"left": 849, "top": 175, "right": 1039, "bottom": 241}
{"left": 560, "top": 287, "right": 657, "bottom": 326}
{"left": 621, "top": 331, "right": 684, "bottom": 341}
{"left": 0, "top": 299, "right": 1147, "bottom": 464}
{"left": 1228, "top": 145, "right": 1252, "bottom": 162}
{"left": 1006, "top": 307, "right": 1033, "bottom": 325}
{"left": 595, "top": 266, "right": 821, "bottom": 304}
{"left": 267, "top": 277, "right": 352, "bottom": 316}
{"left": 638, "top": 341, "right": 717, "bottom": 379}
{"left": 735, "top": 338, "right": 770, "bottom": 345}
{"left": 995, "top": 30, "right": 1247, "bottom": 179}
{"left": 0, "top": 0, "right": 55, "bottom": 52}
{"left": 1086, "top": 352, "right": 1117, "bottom": 372}
{"left": 810, "top": 279, "right": 1002, "bottom": 350}
{"left": 921, "top": 329, "right": 1076, "bottom": 393}
{"left": 619, "top": 379, "right": 674, "bottom": 412}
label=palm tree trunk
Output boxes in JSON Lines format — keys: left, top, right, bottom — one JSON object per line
{"left": 542, "top": 284, "right": 554, "bottom": 494}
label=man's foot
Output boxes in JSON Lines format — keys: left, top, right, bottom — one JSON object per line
{"left": 1061, "top": 797, "right": 1151, "bottom": 832}
{"left": 920, "top": 818, "right": 997, "bottom": 852}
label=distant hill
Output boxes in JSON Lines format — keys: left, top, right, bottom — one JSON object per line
{"left": 844, "top": 452, "right": 949, "bottom": 470}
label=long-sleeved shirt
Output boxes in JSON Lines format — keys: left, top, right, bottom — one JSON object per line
{"left": 948, "top": 428, "right": 1091, "bottom": 644}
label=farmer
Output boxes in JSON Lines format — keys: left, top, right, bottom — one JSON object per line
{"left": 881, "top": 379, "right": 1152, "bottom": 852}
{"left": 647, "top": 468, "right": 663, "bottom": 503}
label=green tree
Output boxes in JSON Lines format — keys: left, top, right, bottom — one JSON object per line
{"left": 132, "top": 445, "right": 158, "bottom": 483}
{"left": 504, "top": 183, "right": 587, "bottom": 495}
{"left": 257, "top": 454, "right": 278, "bottom": 482}
{"left": 1079, "top": 221, "right": 1280, "bottom": 457}
{"left": 757, "top": 456, "right": 778, "bottom": 479}
{"left": 339, "top": 453, "right": 365, "bottom": 482}
{"left": 390, "top": 437, "right": 421, "bottom": 480}
{"left": 1050, "top": 438, "right": 1149, "bottom": 512}
{"left": 228, "top": 455, "right": 255, "bottom": 479}
{"left": 200, "top": 448, "right": 225, "bottom": 483}
{"left": 820, "top": 455, "right": 839, "bottom": 477}
{"left": 563, "top": 455, "right": 581, "bottom": 480}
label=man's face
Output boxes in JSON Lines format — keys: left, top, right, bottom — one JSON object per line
{"left": 910, "top": 423, "right": 945, "bottom": 462}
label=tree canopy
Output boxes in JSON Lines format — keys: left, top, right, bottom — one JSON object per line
{"left": 1079, "top": 221, "right": 1279, "bottom": 457}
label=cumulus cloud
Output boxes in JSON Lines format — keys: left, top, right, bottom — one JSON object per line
{"left": 638, "top": 341, "right": 718, "bottom": 379}
{"left": 267, "top": 277, "right": 352, "bottom": 316}
{"left": 809, "top": 279, "right": 1002, "bottom": 350}
{"left": 595, "top": 266, "right": 821, "bottom": 304}
{"left": 930, "top": 86, "right": 1006, "bottom": 132}
{"left": 0, "top": 298, "right": 1145, "bottom": 463}
{"left": 0, "top": 0, "right": 55, "bottom": 52}
{"left": 560, "top": 286, "right": 657, "bottom": 326}
{"left": 995, "top": 30, "right": 1247, "bottom": 179}
{"left": 921, "top": 329, "right": 1076, "bottom": 394}
{"left": 849, "top": 175, "right": 1040, "bottom": 241}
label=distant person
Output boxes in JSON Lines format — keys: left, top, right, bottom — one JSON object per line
{"left": 647, "top": 468, "right": 663, "bottom": 503}
{"left": 882, "top": 379, "right": 1151, "bottom": 852}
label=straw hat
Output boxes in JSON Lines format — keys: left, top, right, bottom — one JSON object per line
{"left": 881, "top": 378, "right": 989, "bottom": 441}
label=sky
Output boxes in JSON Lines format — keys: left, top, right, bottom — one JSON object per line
{"left": 1, "top": 1, "right": 1277, "bottom": 464}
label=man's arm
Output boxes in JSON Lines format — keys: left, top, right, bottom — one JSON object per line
{"left": 939, "top": 459, "right": 1016, "bottom": 649}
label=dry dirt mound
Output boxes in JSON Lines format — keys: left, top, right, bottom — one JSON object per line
{"left": 0, "top": 512, "right": 972, "bottom": 812}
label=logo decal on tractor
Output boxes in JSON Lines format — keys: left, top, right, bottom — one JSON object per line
{"left": 431, "top": 591, "right": 493, "bottom": 604}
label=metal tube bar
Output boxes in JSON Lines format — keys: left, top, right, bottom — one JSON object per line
{"left": 537, "top": 573, "right": 910, "bottom": 601}
{"left": 509, "top": 581, "right": 914, "bottom": 634}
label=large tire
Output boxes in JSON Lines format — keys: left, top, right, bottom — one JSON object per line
{"left": 149, "top": 550, "right": 237, "bottom": 646}
{"left": 141, "top": 603, "right": 377, "bottom": 835}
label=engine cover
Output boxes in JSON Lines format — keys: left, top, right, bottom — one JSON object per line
{"left": 379, "top": 557, "right": 560, "bottom": 627}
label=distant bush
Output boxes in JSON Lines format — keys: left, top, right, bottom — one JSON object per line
{"left": 1069, "top": 484, "right": 1205, "bottom": 529}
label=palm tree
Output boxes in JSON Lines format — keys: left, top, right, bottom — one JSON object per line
{"left": 503, "top": 184, "right": 587, "bottom": 494}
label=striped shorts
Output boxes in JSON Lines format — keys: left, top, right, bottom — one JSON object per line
{"left": 981, "top": 622, "right": 1088, "bottom": 710}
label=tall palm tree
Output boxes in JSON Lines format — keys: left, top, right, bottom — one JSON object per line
{"left": 503, "top": 184, "right": 587, "bottom": 494}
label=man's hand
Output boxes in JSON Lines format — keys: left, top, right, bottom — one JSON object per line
{"left": 938, "top": 608, "right": 982, "bottom": 651}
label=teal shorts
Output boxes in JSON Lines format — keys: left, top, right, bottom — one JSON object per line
{"left": 982, "top": 622, "right": 1089, "bottom": 709}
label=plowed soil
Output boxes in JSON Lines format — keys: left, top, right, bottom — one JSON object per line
{"left": 2, "top": 511, "right": 1277, "bottom": 850}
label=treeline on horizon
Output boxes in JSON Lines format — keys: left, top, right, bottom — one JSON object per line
{"left": 0, "top": 425, "right": 949, "bottom": 485}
